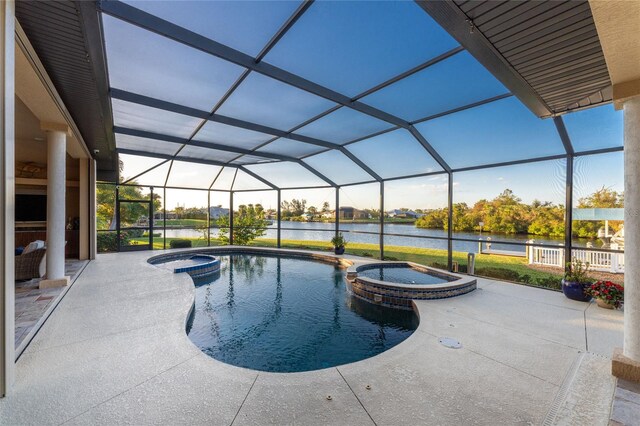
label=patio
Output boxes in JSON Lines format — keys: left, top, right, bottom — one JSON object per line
{"left": 0, "top": 248, "right": 630, "bottom": 425}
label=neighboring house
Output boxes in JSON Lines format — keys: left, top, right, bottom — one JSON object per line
{"left": 209, "top": 205, "right": 230, "bottom": 219}
{"left": 339, "top": 206, "right": 369, "bottom": 220}
{"left": 387, "top": 209, "right": 422, "bottom": 219}
{"left": 321, "top": 211, "right": 334, "bottom": 219}
{"left": 136, "top": 216, "right": 149, "bottom": 227}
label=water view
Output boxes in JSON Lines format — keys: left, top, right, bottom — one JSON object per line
{"left": 162, "top": 221, "right": 592, "bottom": 254}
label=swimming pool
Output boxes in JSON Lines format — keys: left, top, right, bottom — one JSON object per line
{"left": 184, "top": 253, "right": 418, "bottom": 373}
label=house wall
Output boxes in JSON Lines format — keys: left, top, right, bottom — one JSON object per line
{"left": 14, "top": 92, "right": 85, "bottom": 259}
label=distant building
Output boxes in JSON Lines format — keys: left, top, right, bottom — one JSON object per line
{"left": 387, "top": 209, "right": 422, "bottom": 219}
{"left": 339, "top": 206, "right": 369, "bottom": 220}
{"left": 153, "top": 212, "right": 177, "bottom": 220}
{"left": 136, "top": 215, "right": 149, "bottom": 226}
{"left": 321, "top": 211, "right": 334, "bottom": 219}
{"left": 209, "top": 205, "right": 229, "bottom": 219}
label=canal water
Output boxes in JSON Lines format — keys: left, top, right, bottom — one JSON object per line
{"left": 161, "top": 221, "right": 595, "bottom": 254}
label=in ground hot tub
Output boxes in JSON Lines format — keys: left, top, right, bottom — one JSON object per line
{"left": 347, "top": 262, "right": 476, "bottom": 310}
{"left": 152, "top": 254, "right": 221, "bottom": 277}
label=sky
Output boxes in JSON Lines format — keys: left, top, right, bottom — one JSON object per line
{"left": 122, "top": 147, "right": 624, "bottom": 211}
{"left": 111, "top": 1, "right": 624, "bottom": 211}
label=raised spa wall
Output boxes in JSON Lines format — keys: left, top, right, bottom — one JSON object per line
{"left": 346, "top": 261, "right": 477, "bottom": 310}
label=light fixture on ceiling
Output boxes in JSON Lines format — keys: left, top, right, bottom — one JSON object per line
{"left": 466, "top": 19, "right": 475, "bottom": 34}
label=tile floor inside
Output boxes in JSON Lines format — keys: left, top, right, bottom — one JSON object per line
{"left": 14, "top": 259, "right": 88, "bottom": 350}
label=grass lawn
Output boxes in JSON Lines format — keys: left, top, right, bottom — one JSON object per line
{"left": 131, "top": 235, "right": 565, "bottom": 290}
{"left": 162, "top": 219, "right": 208, "bottom": 227}
{"left": 252, "top": 239, "right": 564, "bottom": 289}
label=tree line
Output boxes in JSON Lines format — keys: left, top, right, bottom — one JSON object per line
{"left": 98, "top": 178, "right": 624, "bottom": 242}
{"left": 415, "top": 187, "right": 623, "bottom": 238}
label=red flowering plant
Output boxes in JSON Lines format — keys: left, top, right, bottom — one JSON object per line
{"left": 585, "top": 281, "right": 624, "bottom": 308}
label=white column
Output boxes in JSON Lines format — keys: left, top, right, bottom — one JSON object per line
{"left": 89, "top": 159, "right": 97, "bottom": 259}
{"left": 79, "top": 158, "right": 89, "bottom": 260}
{"left": 624, "top": 96, "right": 640, "bottom": 362}
{"left": 40, "top": 127, "right": 69, "bottom": 288}
{"left": 0, "top": 0, "right": 15, "bottom": 397}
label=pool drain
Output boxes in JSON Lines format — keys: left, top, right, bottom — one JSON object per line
{"left": 438, "top": 337, "right": 462, "bottom": 349}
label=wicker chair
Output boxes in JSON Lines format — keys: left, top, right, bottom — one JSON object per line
{"left": 15, "top": 248, "right": 46, "bottom": 281}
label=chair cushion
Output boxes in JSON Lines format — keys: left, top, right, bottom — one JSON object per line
{"left": 22, "top": 240, "right": 45, "bottom": 255}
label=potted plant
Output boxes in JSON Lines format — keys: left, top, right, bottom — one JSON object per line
{"left": 562, "top": 258, "right": 593, "bottom": 302}
{"left": 585, "top": 281, "right": 624, "bottom": 309}
{"left": 331, "top": 233, "right": 347, "bottom": 255}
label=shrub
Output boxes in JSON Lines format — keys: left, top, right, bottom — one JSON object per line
{"left": 431, "top": 262, "right": 448, "bottom": 270}
{"left": 534, "top": 276, "right": 562, "bottom": 290}
{"left": 170, "top": 239, "right": 192, "bottom": 249}
{"left": 126, "top": 228, "right": 145, "bottom": 238}
{"left": 96, "top": 231, "right": 132, "bottom": 252}
{"left": 97, "top": 232, "right": 118, "bottom": 252}
{"left": 474, "top": 267, "right": 561, "bottom": 290}
{"left": 475, "top": 267, "right": 521, "bottom": 282}
{"left": 217, "top": 204, "right": 268, "bottom": 245}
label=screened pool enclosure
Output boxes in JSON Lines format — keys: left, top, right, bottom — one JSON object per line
{"left": 95, "top": 1, "right": 624, "bottom": 287}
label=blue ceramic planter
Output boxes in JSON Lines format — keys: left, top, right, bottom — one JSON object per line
{"left": 562, "top": 279, "right": 592, "bottom": 302}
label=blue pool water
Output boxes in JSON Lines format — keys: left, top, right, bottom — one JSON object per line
{"left": 358, "top": 265, "right": 454, "bottom": 285}
{"left": 186, "top": 254, "right": 418, "bottom": 372}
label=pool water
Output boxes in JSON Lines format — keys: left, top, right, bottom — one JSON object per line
{"left": 358, "top": 265, "right": 454, "bottom": 285}
{"left": 186, "top": 254, "right": 418, "bottom": 373}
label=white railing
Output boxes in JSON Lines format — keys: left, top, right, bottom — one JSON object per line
{"left": 529, "top": 246, "right": 565, "bottom": 267}
{"left": 527, "top": 243, "right": 624, "bottom": 273}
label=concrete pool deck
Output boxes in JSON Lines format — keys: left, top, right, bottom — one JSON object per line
{"left": 0, "top": 248, "right": 627, "bottom": 425}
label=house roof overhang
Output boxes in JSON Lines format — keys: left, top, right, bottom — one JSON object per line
{"left": 15, "top": 0, "right": 624, "bottom": 180}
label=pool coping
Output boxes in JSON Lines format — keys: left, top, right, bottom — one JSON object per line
{"left": 147, "top": 246, "right": 356, "bottom": 270}
{"left": 158, "top": 254, "right": 221, "bottom": 276}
